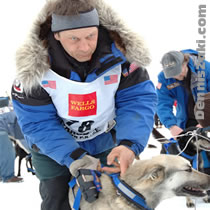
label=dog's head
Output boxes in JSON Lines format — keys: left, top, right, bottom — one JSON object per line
{"left": 178, "top": 127, "right": 210, "bottom": 154}
{"left": 194, "top": 132, "right": 210, "bottom": 151}
{"left": 122, "top": 154, "right": 210, "bottom": 208}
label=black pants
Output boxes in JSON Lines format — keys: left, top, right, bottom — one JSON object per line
{"left": 35, "top": 149, "right": 112, "bottom": 210}
{"left": 39, "top": 175, "right": 72, "bottom": 210}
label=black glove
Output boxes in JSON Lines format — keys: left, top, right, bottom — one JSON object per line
{"left": 69, "top": 155, "right": 101, "bottom": 203}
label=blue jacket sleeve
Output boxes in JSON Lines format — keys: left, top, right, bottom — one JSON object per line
{"left": 12, "top": 95, "right": 84, "bottom": 168}
{"left": 156, "top": 72, "right": 177, "bottom": 128}
{"left": 115, "top": 79, "right": 157, "bottom": 155}
{"left": 205, "top": 60, "right": 210, "bottom": 91}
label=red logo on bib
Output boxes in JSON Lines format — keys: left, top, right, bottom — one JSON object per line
{"left": 68, "top": 92, "right": 97, "bottom": 117}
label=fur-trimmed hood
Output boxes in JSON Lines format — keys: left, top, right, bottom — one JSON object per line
{"left": 16, "top": 0, "right": 151, "bottom": 93}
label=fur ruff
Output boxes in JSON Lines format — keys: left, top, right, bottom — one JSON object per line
{"left": 16, "top": 0, "right": 151, "bottom": 93}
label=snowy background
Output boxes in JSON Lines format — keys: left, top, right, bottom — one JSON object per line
{"left": 0, "top": 0, "right": 210, "bottom": 209}
{"left": 0, "top": 0, "right": 209, "bottom": 95}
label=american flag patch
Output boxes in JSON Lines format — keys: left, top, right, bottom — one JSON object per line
{"left": 104, "top": 75, "right": 118, "bottom": 85}
{"left": 42, "top": 80, "right": 56, "bottom": 89}
{"left": 122, "top": 62, "right": 139, "bottom": 77}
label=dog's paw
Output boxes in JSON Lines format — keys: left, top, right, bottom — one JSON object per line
{"left": 186, "top": 202, "right": 195, "bottom": 208}
{"left": 203, "top": 196, "right": 210, "bottom": 203}
{"left": 186, "top": 197, "right": 195, "bottom": 208}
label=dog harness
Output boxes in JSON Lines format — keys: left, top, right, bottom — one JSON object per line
{"left": 164, "top": 126, "right": 210, "bottom": 169}
{"left": 110, "top": 173, "right": 153, "bottom": 210}
{"left": 69, "top": 169, "right": 102, "bottom": 210}
{"left": 175, "top": 143, "right": 198, "bottom": 169}
{"left": 69, "top": 172, "right": 153, "bottom": 210}
{"left": 163, "top": 138, "right": 198, "bottom": 169}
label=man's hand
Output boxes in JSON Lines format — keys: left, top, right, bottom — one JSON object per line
{"left": 169, "top": 125, "right": 183, "bottom": 139}
{"left": 196, "top": 124, "right": 202, "bottom": 128}
{"left": 101, "top": 145, "right": 135, "bottom": 177}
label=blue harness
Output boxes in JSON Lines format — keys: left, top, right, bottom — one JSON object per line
{"left": 69, "top": 169, "right": 102, "bottom": 210}
{"left": 164, "top": 138, "right": 199, "bottom": 169}
{"left": 69, "top": 171, "right": 152, "bottom": 210}
{"left": 110, "top": 173, "right": 153, "bottom": 210}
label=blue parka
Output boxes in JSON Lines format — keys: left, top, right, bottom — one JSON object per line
{"left": 157, "top": 49, "right": 210, "bottom": 129}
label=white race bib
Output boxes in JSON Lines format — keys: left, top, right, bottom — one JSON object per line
{"left": 41, "top": 65, "right": 121, "bottom": 141}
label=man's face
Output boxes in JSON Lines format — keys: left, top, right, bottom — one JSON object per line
{"left": 173, "top": 62, "right": 188, "bottom": 81}
{"left": 54, "top": 27, "right": 98, "bottom": 62}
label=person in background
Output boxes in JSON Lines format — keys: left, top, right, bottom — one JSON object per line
{"left": 157, "top": 49, "right": 210, "bottom": 137}
{"left": 11, "top": 0, "right": 157, "bottom": 209}
{"left": 0, "top": 96, "right": 11, "bottom": 114}
{"left": 0, "top": 111, "right": 25, "bottom": 183}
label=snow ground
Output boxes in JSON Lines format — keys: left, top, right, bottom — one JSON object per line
{"left": 0, "top": 129, "right": 210, "bottom": 210}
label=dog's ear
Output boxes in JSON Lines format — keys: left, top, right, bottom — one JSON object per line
{"left": 149, "top": 165, "right": 165, "bottom": 181}
{"left": 141, "top": 165, "right": 165, "bottom": 181}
